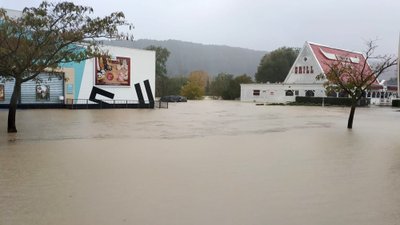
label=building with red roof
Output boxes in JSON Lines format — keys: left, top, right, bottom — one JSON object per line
{"left": 241, "top": 41, "right": 397, "bottom": 105}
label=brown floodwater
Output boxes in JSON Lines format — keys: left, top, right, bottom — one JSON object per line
{"left": 1, "top": 100, "right": 400, "bottom": 225}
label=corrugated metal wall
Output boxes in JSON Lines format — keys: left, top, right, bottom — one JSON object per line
{"left": 0, "top": 73, "right": 64, "bottom": 104}
{"left": 1, "top": 79, "right": 15, "bottom": 104}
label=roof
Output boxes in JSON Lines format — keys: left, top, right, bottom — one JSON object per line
{"left": 1, "top": 8, "right": 22, "bottom": 18}
{"left": 309, "top": 42, "right": 366, "bottom": 74}
{"left": 308, "top": 42, "right": 377, "bottom": 84}
{"left": 370, "top": 84, "right": 398, "bottom": 91}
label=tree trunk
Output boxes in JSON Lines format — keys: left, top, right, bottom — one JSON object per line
{"left": 8, "top": 78, "right": 22, "bottom": 133}
{"left": 347, "top": 101, "right": 357, "bottom": 129}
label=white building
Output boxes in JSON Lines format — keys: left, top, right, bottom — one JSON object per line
{"left": 0, "top": 45, "right": 156, "bottom": 108}
{"left": 241, "top": 41, "right": 397, "bottom": 105}
{"left": 0, "top": 8, "right": 156, "bottom": 108}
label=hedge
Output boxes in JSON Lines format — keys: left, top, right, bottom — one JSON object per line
{"left": 392, "top": 99, "right": 400, "bottom": 107}
{"left": 295, "top": 96, "right": 369, "bottom": 106}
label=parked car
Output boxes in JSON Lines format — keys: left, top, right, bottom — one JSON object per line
{"left": 160, "top": 95, "right": 187, "bottom": 102}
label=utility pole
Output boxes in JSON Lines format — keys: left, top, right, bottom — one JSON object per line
{"left": 397, "top": 32, "right": 400, "bottom": 98}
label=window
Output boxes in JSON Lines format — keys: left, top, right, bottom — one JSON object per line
{"left": 305, "top": 90, "right": 314, "bottom": 97}
{"left": 295, "top": 67, "right": 298, "bottom": 74}
{"left": 285, "top": 90, "right": 294, "bottom": 96}
{"left": 327, "top": 90, "right": 337, "bottom": 97}
{"left": 253, "top": 90, "right": 260, "bottom": 96}
{"left": 361, "top": 91, "right": 366, "bottom": 98}
{"left": 339, "top": 91, "right": 348, "bottom": 98}
{"left": 295, "top": 90, "right": 299, "bottom": 96}
{"left": 376, "top": 92, "right": 380, "bottom": 98}
{"left": 367, "top": 92, "right": 371, "bottom": 98}
{"left": 372, "top": 92, "right": 376, "bottom": 98}
{"left": 310, "top": 66, "right": 314, "bottom": 73}
{"left": 299, "top": 67, "right": 302, "bottom": 74}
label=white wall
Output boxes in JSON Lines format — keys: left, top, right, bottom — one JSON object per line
{"left": 240, "top": 83, "right": 326, "bottom": 103}
{"left": 78, "top": 45, "right": 155, "bottom": 102}
{"left": 240, "top": 84, "right": 290, "bottom": 103}
{"left": 284, "top": 42, "right": 325, "bottom": 84}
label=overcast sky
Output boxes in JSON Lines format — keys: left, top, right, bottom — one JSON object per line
{"left": 1, "top": 0, "right": 399, "bottom": 55}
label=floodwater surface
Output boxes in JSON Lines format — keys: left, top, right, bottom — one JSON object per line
{"left": 1, "top": 100, "right": 400, "bottom": 225}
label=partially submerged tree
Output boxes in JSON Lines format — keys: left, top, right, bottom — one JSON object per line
{"left": 180, "top": 81, "right": 204, "bottom": 100}
{"left": 180, "top": 71, "right": 209, "bottom": 100}
{"left": 0, "top": 1, "right": 131, "bottom": 132}
{"left": 210, "top": 73, "right": 234, "bottom": 98}
{"left": 320, "top": 40, "right": 397, "bottom": 129}
{"left": 210, "top": 73, "right": 252, "bottom": 100}
{"left": 166, "top": 76, "right": 188, "bottom": 95}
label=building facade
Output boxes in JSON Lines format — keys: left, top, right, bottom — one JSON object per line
{"left": 0, "top": 8, "right": 156, "bottom": 108}
{"left": 241, "top": 41, "right": 397, "bottom": 105}
{"left": 0, "top": 45, "right": 156, "bottom": 107}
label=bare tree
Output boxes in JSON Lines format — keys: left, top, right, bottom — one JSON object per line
{"left": 320, "top": 40, "right": 397, "bottom": 129}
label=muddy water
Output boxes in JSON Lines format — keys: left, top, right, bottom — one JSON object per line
{"left": 0, "top": 100, "right": 400, "bottom": 225}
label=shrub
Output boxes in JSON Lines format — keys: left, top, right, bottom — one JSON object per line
{"left": 295, "top": 97, "right": 369, "bottom": 106}
{"left": 392, "top": 99, "right": 400, "bottom": 107}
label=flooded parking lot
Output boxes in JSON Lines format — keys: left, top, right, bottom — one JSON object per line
{"left": 1, "top": 100, "right": 400, "bottom": 225}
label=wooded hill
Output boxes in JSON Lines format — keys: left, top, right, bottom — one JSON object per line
{"left": 104, "top": 39, "right": 266, "bottom": 77}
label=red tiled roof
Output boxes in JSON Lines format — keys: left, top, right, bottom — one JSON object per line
{"left": 309, "top": 42, "right": 378, "bottom": 84}
{"left": 370, "top": 84, "right": 398, "bottom": 91}
{"left": 370, "top": 84, "right": 384, "bottom": 90}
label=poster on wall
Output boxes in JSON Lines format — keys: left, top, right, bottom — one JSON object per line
{"left": 0, "top": 84, "right": 4, "bottom": 101}
{"left": 67, "top": 84, "right": 73, "bottom": 94}
{"left": 36, "top": 84, "right": 50, "bottom": 101}
{"left": 95, "top": 56, "right": 130, "bottom": 86}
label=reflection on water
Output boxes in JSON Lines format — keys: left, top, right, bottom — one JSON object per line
{"left": 1, "top": 101, "right": 400, "bottom": 225}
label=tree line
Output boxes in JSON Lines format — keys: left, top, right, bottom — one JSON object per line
{"left": 149, "top": 45, "right": 297, "bottom": 100}
{"left": 155, "top": 70, "right": 253, "bottom": 100}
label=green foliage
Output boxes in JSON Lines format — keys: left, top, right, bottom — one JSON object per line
{"left": 295, "top": 96, "right": 369, "bottom": 106}
{"left": 392, "top": 99, "right": 400, "bottom": 107}
{"left": 210, "top": 73, "right": 252, "bottom": 100}
{"left": 233, "top": 74, "right": 253, "bottom": 98}
{"left": 179, "top": 71, "right": 209, "bottom": 100}
{"left": 144, "top": 46, "right": 170, "bottom": 96}
{"left": 188, "top": 70, "right": 209, "bottom": 90}
{"left": 155, "top": 74, "right": 168, "bottom": 97}
{"left": 166, "top": 76, "right": 188, "bottom": 95}
{"left": 210, "top": 73, "right": 234, "bottom": 98}
{"left": 144, "top": 46, "right": 170, "bottom": 77}
{"left": 180, "top": 81, "right": 204, "bottom": 100}
{"left": 255, "top": 47, "right": 299, "bottom": 83}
